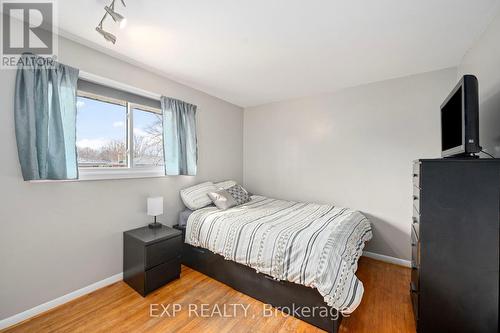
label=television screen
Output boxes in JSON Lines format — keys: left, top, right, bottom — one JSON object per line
{"left": 441, "top": 88, "right": 463, "bottom": 152}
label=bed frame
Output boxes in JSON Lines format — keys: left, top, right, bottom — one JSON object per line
{"left": 175, "top": 226, "right": 342, "bottom": 333}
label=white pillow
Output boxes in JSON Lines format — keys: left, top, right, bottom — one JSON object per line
{"left": 215, "top": 180, "right": 237, "bottom": 190}
{"left": 207, "top": 189, "right": 237, "bottom": 210}
{"left": 180, "top": 182, "right": 219, "bottom": 210}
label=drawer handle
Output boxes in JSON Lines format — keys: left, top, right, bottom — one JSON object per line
{"left": 263, "top": 274, "right": 284, "bottom": 284}
{"left": 412, "top": 217, "right": 418, "bottom": 224}
{"left": 411, "top": 242, "right": 417, "bottom": 246}
{"left": 193, "top": 247, "right": 207, "bottom": 254}
{"left": 413, "top": 195, "right": 419, "bottom": 200}
{"left": 413, "top": 173, "right": 418, "bottom": 177}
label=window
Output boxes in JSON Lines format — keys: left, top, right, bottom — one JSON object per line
{"left": 133, "top": 106, "right": 164, "bottom": 168}
{"left": 76, "top": 88, "right": 164, "bottom": 180}
{"left": 76, "top": 95, "right": 128, "bottom": 168}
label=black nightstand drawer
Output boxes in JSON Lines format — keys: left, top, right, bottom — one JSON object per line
{"left": 145, "top": 258, "right": 181, "bottom": 294}
{"left": 146, "top": 236, "right": 182, "bottom": 269}
{"left": 124, "top": 224, "right": 182, "bottom": 297}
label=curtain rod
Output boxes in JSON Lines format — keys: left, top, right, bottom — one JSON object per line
{"left": 78, "top": 70, "right": 162, "bottom": 101}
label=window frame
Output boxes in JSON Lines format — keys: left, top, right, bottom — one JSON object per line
{"left": 129, "top": 103, "right": 164, "bottom": 169}
{"left": 76, "top": 91, "right": 165, "bottom": 181}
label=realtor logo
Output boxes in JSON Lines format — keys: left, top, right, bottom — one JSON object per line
{"left": 1, "top": 0, "right": 57, "bottom": 68}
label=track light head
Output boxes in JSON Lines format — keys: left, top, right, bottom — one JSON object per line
{"left": 104, "top": 5, "right": 127, "bottom": 28}
{"left": 119, "top": 17, "right": 127, "bottom": 29}
{"left": 96, "top": 0, "right": 127, "bottom": 43}
{"left": 96, "top": 26, "right": 117, "bottom": 44}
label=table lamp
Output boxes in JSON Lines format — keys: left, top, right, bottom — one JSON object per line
{"left": 147, "top": 196, "right": 163, "bottom": 229}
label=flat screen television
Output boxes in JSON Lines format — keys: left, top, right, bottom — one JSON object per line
{"left": 441, "top": 75, "right": 480, "bottom": 157}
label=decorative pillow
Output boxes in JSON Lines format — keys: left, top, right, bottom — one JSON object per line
{"left": 207, "top": 189, "right": 238, "bottom": 210}
{"left": 180, "top": 182, "right": 219, "bottom": 210}
{"left": 226, "top": 184, "right": 251, "bottom": 206}
{"left": 215, "top": 180, "right": 237, "bottom": 190}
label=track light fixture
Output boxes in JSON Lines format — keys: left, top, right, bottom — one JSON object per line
{"left": 96, "top": 0, "right": 127, "bottom": 44}
{"left": 96, "top": 26, "right": 117, "bottom": 44}
{"left": 105, "top": 5, "right": 127, "bottom": 28}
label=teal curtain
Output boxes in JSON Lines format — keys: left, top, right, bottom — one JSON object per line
{"left": 161, "top": 96, "right": 198, "bottom": 176}
{"left": 14, "top": 55, "right": 79, "bottom": 180}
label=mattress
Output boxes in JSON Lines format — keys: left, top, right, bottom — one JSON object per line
{"left": 185, "top": 195, "right": 372, "bottom": 313}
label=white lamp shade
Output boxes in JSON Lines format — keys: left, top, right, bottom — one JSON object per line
{"left": 147, "top": 197, "right": 163, "bottom": 216}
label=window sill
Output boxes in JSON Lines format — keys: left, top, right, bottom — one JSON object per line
{"left": 78, "top": 167, "right": 165, "bottom": 181}
{"left": 27, "top": 168, "right": 168, "bottom": 182}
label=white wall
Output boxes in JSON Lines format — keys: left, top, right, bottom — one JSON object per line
{"left": 458, "top": 10, "right": 500, "bottom": 157}
{"left": 243, "top": 68, "right": 457, "bottom": 260}
{"left": 0, "top": 37, "right": 243, "bottom": 320}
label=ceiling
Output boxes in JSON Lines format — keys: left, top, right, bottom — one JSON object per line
{"left": 55, "top": 0, "right": 499, "bottom": 107}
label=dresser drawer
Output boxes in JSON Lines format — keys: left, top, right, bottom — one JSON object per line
{"left": 413, "top": 170, "right": 420, "bottom": 188}
{"left": 412, "top": 220, "right": 419, "bottom": 237}
{"left": 411, "top": 229, "right": 420, "bottom": 292}
{"left": 413, "top": 186, "right": 421, "bottom": 215}
{"left": 412, "top": 162, "right": 421, "bottom": 187}
{"left": 410, "top": 285, "right": 419, "bottom": 323}
{"left": 413, "top": 176, "right": 420, "bottom": 188}
{"left": 413, "top": 203, "right": 420, "bottom": 218}
{"left": 145, "top": 258, "right": 181, "bottom": 294}
{"left": 412, "top": 210, "right": 420, "bottom": 222}
{"left": 411, "top": 263, "right": 419, "bottom": 291}
{"left": 411, "top": 227, "right": 419, "bottom": 260}
{"left": 413, "top": 185, "right": 420, "bottom": 198}
{"left": 146, "top": 236, "right": 182, "bottom": 269}
{"left": 412, "top": 194, "right": 420, "bottom": 215}
{"left": 412, "top": 161, "right": 420, "bottom": 176}
{"left": 412, "top": 219, "right": 419, "bottom": 237}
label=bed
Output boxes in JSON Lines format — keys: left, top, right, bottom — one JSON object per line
{"left": 177, "top": 195, "right": 372, "bottom": 333}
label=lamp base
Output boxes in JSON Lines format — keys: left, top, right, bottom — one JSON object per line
{"left": 148, "top": 222, "right": 163, "bottom": 229}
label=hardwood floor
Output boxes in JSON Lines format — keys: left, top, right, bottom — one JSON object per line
{"left": 2, "top": 257, "right": 416, "bottom": 333}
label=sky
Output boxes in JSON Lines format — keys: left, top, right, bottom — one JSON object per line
{"left": 76, "top": 96, "right": 161, "bottom": 150}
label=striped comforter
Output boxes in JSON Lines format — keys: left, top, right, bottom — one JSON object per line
{"left": 185, "top": 195, "right": 372, "bottom": 313}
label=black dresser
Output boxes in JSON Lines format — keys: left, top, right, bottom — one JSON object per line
{"left": 411, "top": 159, "right": 499, "bottom": 333}
{"left": 123, "top": 225, "right": 182, "bottom": 296}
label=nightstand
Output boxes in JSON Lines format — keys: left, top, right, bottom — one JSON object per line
{"left": 123, "top": 224, "right": 182, "bottom": 296}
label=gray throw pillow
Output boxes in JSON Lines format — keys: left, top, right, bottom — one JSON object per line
{"left": 226, "top": 184, "right": 251, "bottom": 206}
{"left": 207, "top": 189, "right": 238, "bottom": 210}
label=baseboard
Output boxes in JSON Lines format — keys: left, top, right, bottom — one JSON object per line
{"left": 363, "top": 251, "right": 411, "bottom": 268}
{"left": 0, "top": 272, "right": 123, "bottom": 330}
